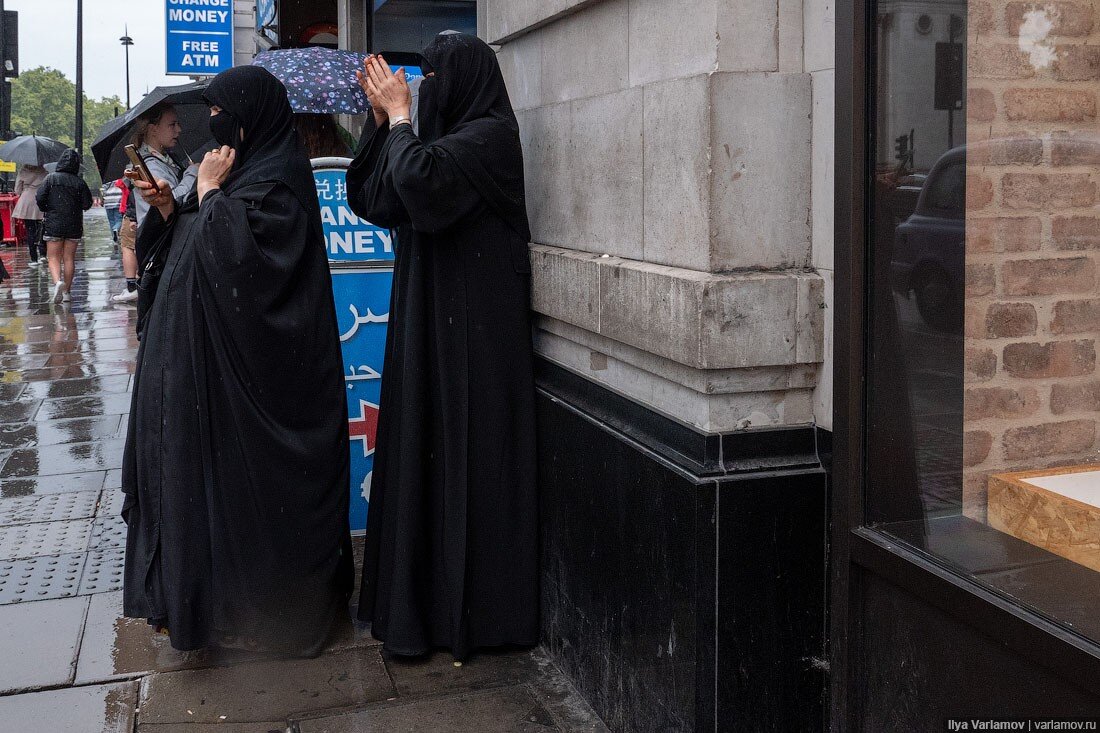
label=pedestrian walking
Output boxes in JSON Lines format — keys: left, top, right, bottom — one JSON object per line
{"left": 113, "top": 102, "right": 198, "bottom": 304}
{"left": 346, "top": 35, "right": 538, "bottom": 661}
{"left": 35, "top": 149, "right": 93, "bottom": 304}
{"left": 122, "top": 65, "right": 352, "bottom": 656}
{"left": 101, "top": 178, "right": 123, "bottom": 241}
{"left": 13, "top": 163, "right": 46, "bottom": 268}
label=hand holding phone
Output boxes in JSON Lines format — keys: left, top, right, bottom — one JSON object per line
{"left": 124, "top": 144, "right": 161, "bottom": 194}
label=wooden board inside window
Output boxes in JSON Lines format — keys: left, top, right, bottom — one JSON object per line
{"left": 988, "top": 466, "right": 1100, "bottom": 574}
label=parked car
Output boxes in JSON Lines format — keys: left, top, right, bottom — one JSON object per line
{"left": 892, "top": 146, "right": 965, "bottom": 331}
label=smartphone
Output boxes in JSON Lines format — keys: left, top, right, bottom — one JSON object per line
{"left": 123, "top": 144, "right": 160, "bottom": 194}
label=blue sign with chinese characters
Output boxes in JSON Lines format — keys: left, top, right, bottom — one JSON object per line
{"left": 165, "top": 0, "right": 234, "bottom": 76}
{"left": 314, "top": 168, "right": 395, "bottom": 263}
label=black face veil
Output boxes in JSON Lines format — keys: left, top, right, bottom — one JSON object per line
{"left": 201, "top": 65, "right": 318, "bottom": 213}
{"left": 415, "top": 33, "right": 531, "bottom": 242}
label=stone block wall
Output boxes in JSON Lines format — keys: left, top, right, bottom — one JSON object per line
{"left": 964, "top": 0, "right": 1100, "bottom": 517}
{"left": 233, "top": 0, "right": 257, "bottom": 66}
{"left": 483, "top": 0, "right": 833, "bottom": 435}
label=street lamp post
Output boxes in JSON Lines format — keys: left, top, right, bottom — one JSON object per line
{"left": 120, "top": 26, "right": 133, "bottom": 110}
{"left": 74, "top": 0, "right": 83, "bottom": 153}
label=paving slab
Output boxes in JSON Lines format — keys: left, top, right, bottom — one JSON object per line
{"left": 0, "top": 415, "right": 123, "bottom": 450}
{"left": 0, "top": 399, "right": 42, "bottom": 423}
{"left": 0, "top": 353, "right": 50, "bottom": 370}
{"left": 36, "top": 394, "right": 133, "bottom": 421}
{"left": 0, "top": 383, "right": 26, "bottom": 401}
{"left": 18, "top": 374, "right": 133, "bottom": 400}
{"left": 384, "top": 648, "right": 542, "bottom": 698}
{"left": 15, "top": 366, "right": 76, "bottom": 381}
{"left": 295, "top": 684, "right": 585, "bottom": 732}
{"left": 138, "top": 723, "right": 288, "bottom": 733}
{"left": 79, "top": 546, "right": 126, "bottom": 595}
{"left": 90, "top": 512, "right": 127, "bottom": 549}
{"left": 97, "top": 487, "right": 126, "bottom": 518}
{"left": 0, "top": 470, "right": 107, "bottom": 498}
{"left": 0, "top": 439, "right": 126, "bottom": 478}
{"left": 0, "top": 552, "right": 86, "bottom": 605}
{"left": 103, "top": 469, "right": 122, "bottom": 490}
{"left": 0, "top": 490, "right": 101, "bottom": 526}
{"left": 0, "top": 680, "right": 137, "bottom": 732}
{"left": 0, "top": 595, "right": 88, "bottom": 692}
{"left": 138, "top": 647, "right": 395, "bottom": 725}
{"left": 0, "top": 517, "right": 92, "bottom": 559}
{"left": 76, "top": 591, "right": 208, "bottom": 685}
{"left": 294, "top": 650, "right": 609, "bottom": 733}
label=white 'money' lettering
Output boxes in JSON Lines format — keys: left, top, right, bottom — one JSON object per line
{"left": 168, "top": 9, "right": 230, "bottom": 23}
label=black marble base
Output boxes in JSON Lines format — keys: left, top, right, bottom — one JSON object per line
{"left": 535, "top": 360, "right": 829, "bottom": 733}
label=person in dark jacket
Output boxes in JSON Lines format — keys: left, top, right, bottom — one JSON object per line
{"left": 36, "top": 149, "right": 93, "bottom": 304}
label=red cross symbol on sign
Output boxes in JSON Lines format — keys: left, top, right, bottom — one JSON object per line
{"left": 348, "top": 399, "right": 379, "bottom": 457}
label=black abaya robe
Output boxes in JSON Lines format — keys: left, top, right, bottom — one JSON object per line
{"left": 346, "top": 33, "right": 538, "bottom": 660}
{"left": 122, "top": 66, "right": 352, "bottom": 655}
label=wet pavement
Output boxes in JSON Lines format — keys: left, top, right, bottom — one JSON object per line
{"left": 0, "top": 212, "right": 607, "bottom": 733}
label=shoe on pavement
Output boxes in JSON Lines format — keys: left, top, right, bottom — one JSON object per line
{"left": 62, "top": 290, "right": 72, "bottom": 302}
{"left": 111, "top": 289, "right": 138, "bottom": 303}
{"left": 53, "top": 281, "right": 64, "bottom": 304}
{"left": 27, "top": 259, "right": 38, "bottom": 268}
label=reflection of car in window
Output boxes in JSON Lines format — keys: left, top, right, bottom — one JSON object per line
{"left": 892, "top": 145, "right": 965, "bottom": 331}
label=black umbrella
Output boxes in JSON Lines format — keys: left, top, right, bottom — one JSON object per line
{"left": 91, "top": 80, "right": 214, "bottom": 181}
{"left": 0, "top": 135, "right": 69, "bottom": 166}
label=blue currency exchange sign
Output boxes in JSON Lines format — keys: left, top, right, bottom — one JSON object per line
{"left": 165, "top": 0, "right": 234, "bottom": 76}
{"left": 314, "top": 167, "right": 395, "bottom": 263}
{"left": 314, "top": 160, "right": 395, "bottom": 533}
{"left": 331, "top": 268, "right": 392, "bottom": 533}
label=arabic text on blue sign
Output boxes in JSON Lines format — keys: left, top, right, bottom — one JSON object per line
{"left": 165, "top": 0, "right": 234, "bottom": 76}
{"left": 330, "top": 268, "right": 393, "bottom": 533}
{"left": 314, "top": 168, "right": 395, "bottom": 262}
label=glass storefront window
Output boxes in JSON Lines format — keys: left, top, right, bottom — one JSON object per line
{"left": 867, "top": 0, "right": 1100, "bottom": 644}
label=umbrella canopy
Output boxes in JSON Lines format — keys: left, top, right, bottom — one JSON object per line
{"left": 91, "top": 80, "right": 213, "bottom": 180}
{"left": 253, "top": 47, "right": 370, "bottom": 114}
{"left": 0, "top": 135, "right": 69, "bottom": 166}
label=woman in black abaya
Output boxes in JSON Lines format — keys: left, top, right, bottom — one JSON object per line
{"left": 122, "top": 65, "right": 353, "bottom": 656}
{"left": 346, "top": 34, "right": 538, "bottom": 661}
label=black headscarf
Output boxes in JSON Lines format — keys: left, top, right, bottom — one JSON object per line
{"left": 201, "top": 65, "right": 318, "bottom": 214}
{"left": 416, "top": 33, "right": 530, "bottom": 241}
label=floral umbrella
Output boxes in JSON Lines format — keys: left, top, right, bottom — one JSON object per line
{"left": 253, "top": 47, "right": 372, "bottom": 114}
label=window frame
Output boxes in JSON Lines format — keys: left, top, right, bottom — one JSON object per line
{"left": 830, "top": 0, "right": 1100, "bottom": 727}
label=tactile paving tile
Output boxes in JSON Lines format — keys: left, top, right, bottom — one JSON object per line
{"left": 89, "top": 513, "right": 126, "bottom": 550}
{"left": 95, "top": 488, "right": 126, "bottom": 519}
{"left": 0, "top": 519, "right": 92, "bottom": 560}
{"left": 0, "top": 491, "right": 100, "bottom": 527}
{"left": 79, "top": 546, "right": 125, "bottom": 595}
{"left": 0, "top": 553, "right": 86, "bottom": 604}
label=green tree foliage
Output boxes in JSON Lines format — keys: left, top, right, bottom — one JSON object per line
{"left": 10, "top": 66, "right": 124, "bottom": 189}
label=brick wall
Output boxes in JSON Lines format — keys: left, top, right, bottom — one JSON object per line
{"left": 965, "top": 0, "right": 1100, "bottom": 518}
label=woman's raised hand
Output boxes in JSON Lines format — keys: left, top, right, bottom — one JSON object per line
{"left": 359, "top": 54, "right": 411, "bottom": 124}
{"left": 197, "top": 145, "right": 236, "bottom": 204}
{"left": 357, "top": 55, "right": 389, "bottom": 128}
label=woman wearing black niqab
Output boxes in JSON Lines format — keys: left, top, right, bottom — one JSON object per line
{"left": 121, "top": 65, "right": 353, "bottom": 656}
{"left": 346, "top": 33, "right": 538, "bottom": 661}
